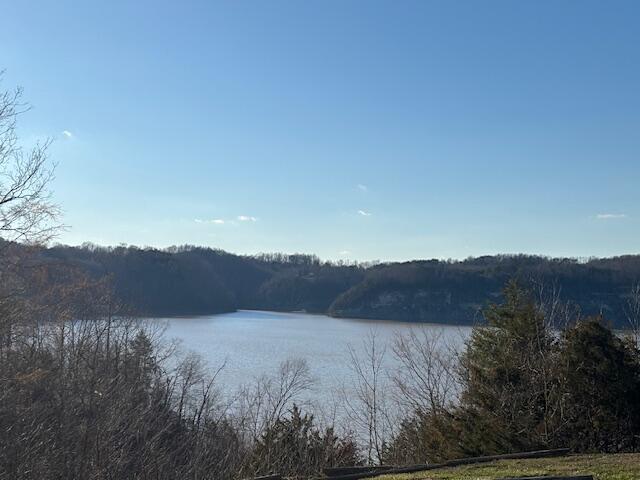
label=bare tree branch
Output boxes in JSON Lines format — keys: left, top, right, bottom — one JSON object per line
{"left": 0, "top": 74, "right": 62, "bottom": 246}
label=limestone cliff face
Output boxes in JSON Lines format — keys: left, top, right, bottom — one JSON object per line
{"left": 329, "top": 286, "right": 485, "bottom": 324}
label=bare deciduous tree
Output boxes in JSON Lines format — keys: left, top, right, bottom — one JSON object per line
{"left": 0, "top": 75, "right": 61, "bottom": 245}
{"left": 391, "top": 328, "right": 459, "bottom": 417}
{"left": 531, "top": 278, "right": 581, "bottom": 329}
{"left": 235, "top": 357, "right": 314, "bottom": 443}
{"left": 625, "top": 283, "right": 640, "bottom": 347}
{"left": 342, "top": 331, "right": 395, "bottom": 465}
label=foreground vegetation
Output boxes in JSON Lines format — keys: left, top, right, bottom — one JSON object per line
{"left": 381, "top": 454, "right": 640, "bottom": 480}
{"left": 382, "top": 282, "right": 640, "bottom": 465}
{"left": 3, "top": 270, "right": 640, "bottom": 479}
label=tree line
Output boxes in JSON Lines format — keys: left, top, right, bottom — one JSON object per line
{"left": 30, "top": 243, "right": 640, "bottom": 328}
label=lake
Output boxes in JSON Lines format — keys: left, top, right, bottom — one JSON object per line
{"left": 162, "top": 310, "right": 471, "bottom": 409}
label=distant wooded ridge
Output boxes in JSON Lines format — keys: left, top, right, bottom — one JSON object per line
{"left": 33, "top": 244, "right": 640, "bottom": 327}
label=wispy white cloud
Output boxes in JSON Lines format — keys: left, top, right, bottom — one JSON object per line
{"left": 62, "top": 130, "right": 73, "bottom": 139}
{"left": 357, "top": 184, "right": 368, "bottom": 192}
{"left": 196, "top": 215, "right": 257, "bottom": 225}
{"left": 195, "top": 218, "right": 225, "bottom": 224}
{"left": 596, "top": 213, "right": 627, "bottom": 220}
{"left": 339, "top": 250, "right": 351, "bottom": 256}
{"left": 357, "top": 210, "right": 372, "bottom": 217}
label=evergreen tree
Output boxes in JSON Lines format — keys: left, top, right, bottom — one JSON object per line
{"left": 248, "top": 405, "right": 360, "bottom": 478}
{"left": 457, "top": 281, "right": 555, "bottom": 454}
{"left": 555, "top": 318, "right": 640, "bottom": 452}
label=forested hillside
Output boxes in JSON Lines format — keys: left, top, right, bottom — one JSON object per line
{"left": 329, "top": 255, "right": 640, "bottom": 325}
{"left": 30, "top": 244, "right": 640, "bottom": 327}
{"left": 39, "top": 245, "right": 365, "bottom": 316}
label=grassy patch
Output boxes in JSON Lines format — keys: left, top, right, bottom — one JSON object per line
{"left": 379, "top": 454, "right": 640, "bottom": 480}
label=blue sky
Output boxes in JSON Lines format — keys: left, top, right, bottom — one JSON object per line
{"left": 1, "top": 1, "right": 639, "bottom": 261}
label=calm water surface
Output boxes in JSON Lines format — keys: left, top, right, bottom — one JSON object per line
{"left": 162, "top": 310, "right": 471, "bottom": 402}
